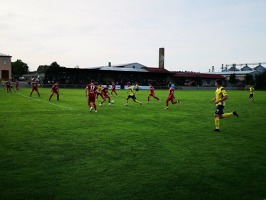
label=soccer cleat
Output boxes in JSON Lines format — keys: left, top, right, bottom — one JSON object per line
{"left": 99, "top": 103, "right": 102, "bottom": 106}
{"left": 177, "top": 100, "right": 181, "bottom": 104}
{"left": 90, "top": 107, "right": 93, "bottom": 112}
{"left": 164, "top": 107, "right": 169, "bottom": 110}
{"left": 124, "top": 103, "right": 128, "bottom": 106}
{"left": 108, "top": 103, "right": 111, "bottom": 106}
{"left": 214, "top": 129, "right": 220, "bottom": 132}
{"left": 233, "top": 111, "right": 239, "bottom": 117}
{"left": 139, "top": 102, "right": 142, "bottom": 105}
{"left": 95, "top": 110, "right": 97, "bottom": 113}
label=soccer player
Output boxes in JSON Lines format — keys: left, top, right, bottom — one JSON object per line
{"left": 49, "top": 81, "right": 59, "bottom": 101}
{"left": 5, "top": 80, "right": 12, "bottom": 93}
{"left": 135, "top": 82, "right": 139, "bottom": 93}
{"left": 85, "top": 80, "right": 98, "bottom": 112}
{"left": 147, "top": 83, "right": 160, "bottom": 102}
{"left": 111, "top": 81, "right": 118, "bottom": 97}
{"left": 125, "top": 82, "right": 142, "bottom": 106}
{"left": 30, "top": 79, "right": 40, "bottom": 97}
{"left": 212, "top": 79, "right": 239, "bottom": 132}
{"left": 249, "top": 85, "right": 255, "bottom": 103}
{"left": 99, "top": 85, "right": 111, "bottom": 106}
{"left": 15, "top": 81, "right": 20, "bottom": 92}
{"left": 96, "top": 83, "right": 104, "bottom": 100}
{"left": 165, "top": 83, "right": 180, "bottom": 109}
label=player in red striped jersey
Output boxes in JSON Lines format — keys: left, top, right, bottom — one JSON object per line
{"left": 85, "top": 80, "right": 98, "bottom": 112}
{"left": 99, "top": 85, "right": 111, "bottom": 106}
{"left": 165, "top": 83, "right": 180, "bottom": 109}
{"left": 6, "top": 80, "right": 12, "bottom": 93}
{"left": 15, "top": 81, "right": 20, "bottom": 92}
{"left": 111, "top": 81, "right": 118, "bottom": 97}
{"left": 147, "top": 83, "right": 160, "bottom": 102}
{"left": 30, "top": 79, "right": 40, "bottom": 97}
{"left": 49, "top": 81, "right": 59, "bottom": 101}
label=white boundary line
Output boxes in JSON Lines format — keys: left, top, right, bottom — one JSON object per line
{"left": 15, "top": 93, "right": 74, "bottom": 111}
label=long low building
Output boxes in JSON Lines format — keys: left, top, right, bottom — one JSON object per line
{"left": 44, "top": 62, "right": 225, "bottom": 88}
{"left": 44, "top": 62, "right": 171, "bottom": 87}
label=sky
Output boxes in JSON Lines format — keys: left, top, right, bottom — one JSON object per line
{"left": 1, "top": 0, "right": 266, "bottom": 72}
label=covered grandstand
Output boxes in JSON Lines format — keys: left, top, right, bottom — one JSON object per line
{"left": 44, "top": 62, "right": 225, "bottom": 88}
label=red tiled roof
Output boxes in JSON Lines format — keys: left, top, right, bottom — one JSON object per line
{"left": 144, "top": 67, "right": 170, "bottom": 73}
{"left": 173, "top": 72, "right": 224, "bottom": 79}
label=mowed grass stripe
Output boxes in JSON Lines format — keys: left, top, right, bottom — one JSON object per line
{"left": 15, "top": 92, "right": 75, "bottom": 111}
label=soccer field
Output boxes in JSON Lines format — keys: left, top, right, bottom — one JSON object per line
{"left": 0, "top": 88, "right": 266, "bottom": 200}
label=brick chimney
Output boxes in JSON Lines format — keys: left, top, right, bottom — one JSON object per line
{"left": 159, "top": 48, "right": 164, "bottom": 69}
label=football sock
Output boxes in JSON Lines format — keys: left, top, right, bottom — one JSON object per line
{"left": 215, "top": 117, "right": 220, "bottom": 129}
{"left": 222, "top": 113, "right": 233, "bottom": 118}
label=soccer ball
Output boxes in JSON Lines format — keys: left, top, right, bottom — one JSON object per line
{"left": 111, "top": 100, "right": 114, "bottom": 104}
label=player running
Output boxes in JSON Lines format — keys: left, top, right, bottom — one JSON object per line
{"left": 212, "top": 79, "right": 239, "bottom": 132}
{"left": 111, "top": 81, "right": 118, "bottom": 97}
{"left": 165, "top": 83, "right": 180, "bottom": 109}
{"left": 147, "top": 82, "right": 160, "bottom": 102}
{"left": 49, "top": 81, "right": 59, "bottom": 101}
{"left": 135, "top": 82, "right": 139, "bottom": 93}
{"left": 96, "top": 83, "right": 104, "bottom": 100}
{"left": 99, "top": 85, "right": 111, "bottom": 106}
{"left": 125, "top": 82, "right": 142, "bottom": 106}
{"left": 30, "top": 79, "right": 40, "bottom": 97}
{"left": 85, "top": 80, "right": 98, "bottom": 113}
{"left": 6, "top": 80, "right": 12, "bottom": 93}
{"left": 249, "top": 85, "right": 255, "bottom": 103}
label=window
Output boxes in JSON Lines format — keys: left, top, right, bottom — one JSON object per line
{"left": 3, "top": 59, "right": 7, "bottom": 64}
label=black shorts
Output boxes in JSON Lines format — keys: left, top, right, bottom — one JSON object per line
{"left": 249, "top": 94, "right": 253, "bottom": 98}
{"left": 127, "top": 95, "right": 136, "bottom": 101}
{"left": 215, "top": 105, "right": 224, "bottom": 115}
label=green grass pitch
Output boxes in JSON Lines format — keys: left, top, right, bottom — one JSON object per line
{"left": 0, "top": 88, "right": 266, "bottom": 200}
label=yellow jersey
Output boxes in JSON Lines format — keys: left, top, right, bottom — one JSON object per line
{"left": 97, "top": 85, "right": 102, "bottom": 93}
{"left": 215, "top": 86, "right": 227, "bottom": 106}
{"left": 128, "top": 86, "right": 135, "bottom": 96}
{"left": 249, "top": 87, "right": 254, "bottom": 94}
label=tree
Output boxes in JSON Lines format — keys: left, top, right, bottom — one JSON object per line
{"left": 244, "top": 74, "right": 254, "bottom": 85}
{"left": 37, "top": 65, "right": 50, "bottom": 73}
{"left": 255, "top": 71, "right": 266, "bottom": 89}
{"left": 37, "top": 62, "right": 61, "bottom": 73}
{"left": 229, "top": 73, "right": 237, "bottom": 86}
{"left": 12, "top": 59, "right": 29, "bottom": 79}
